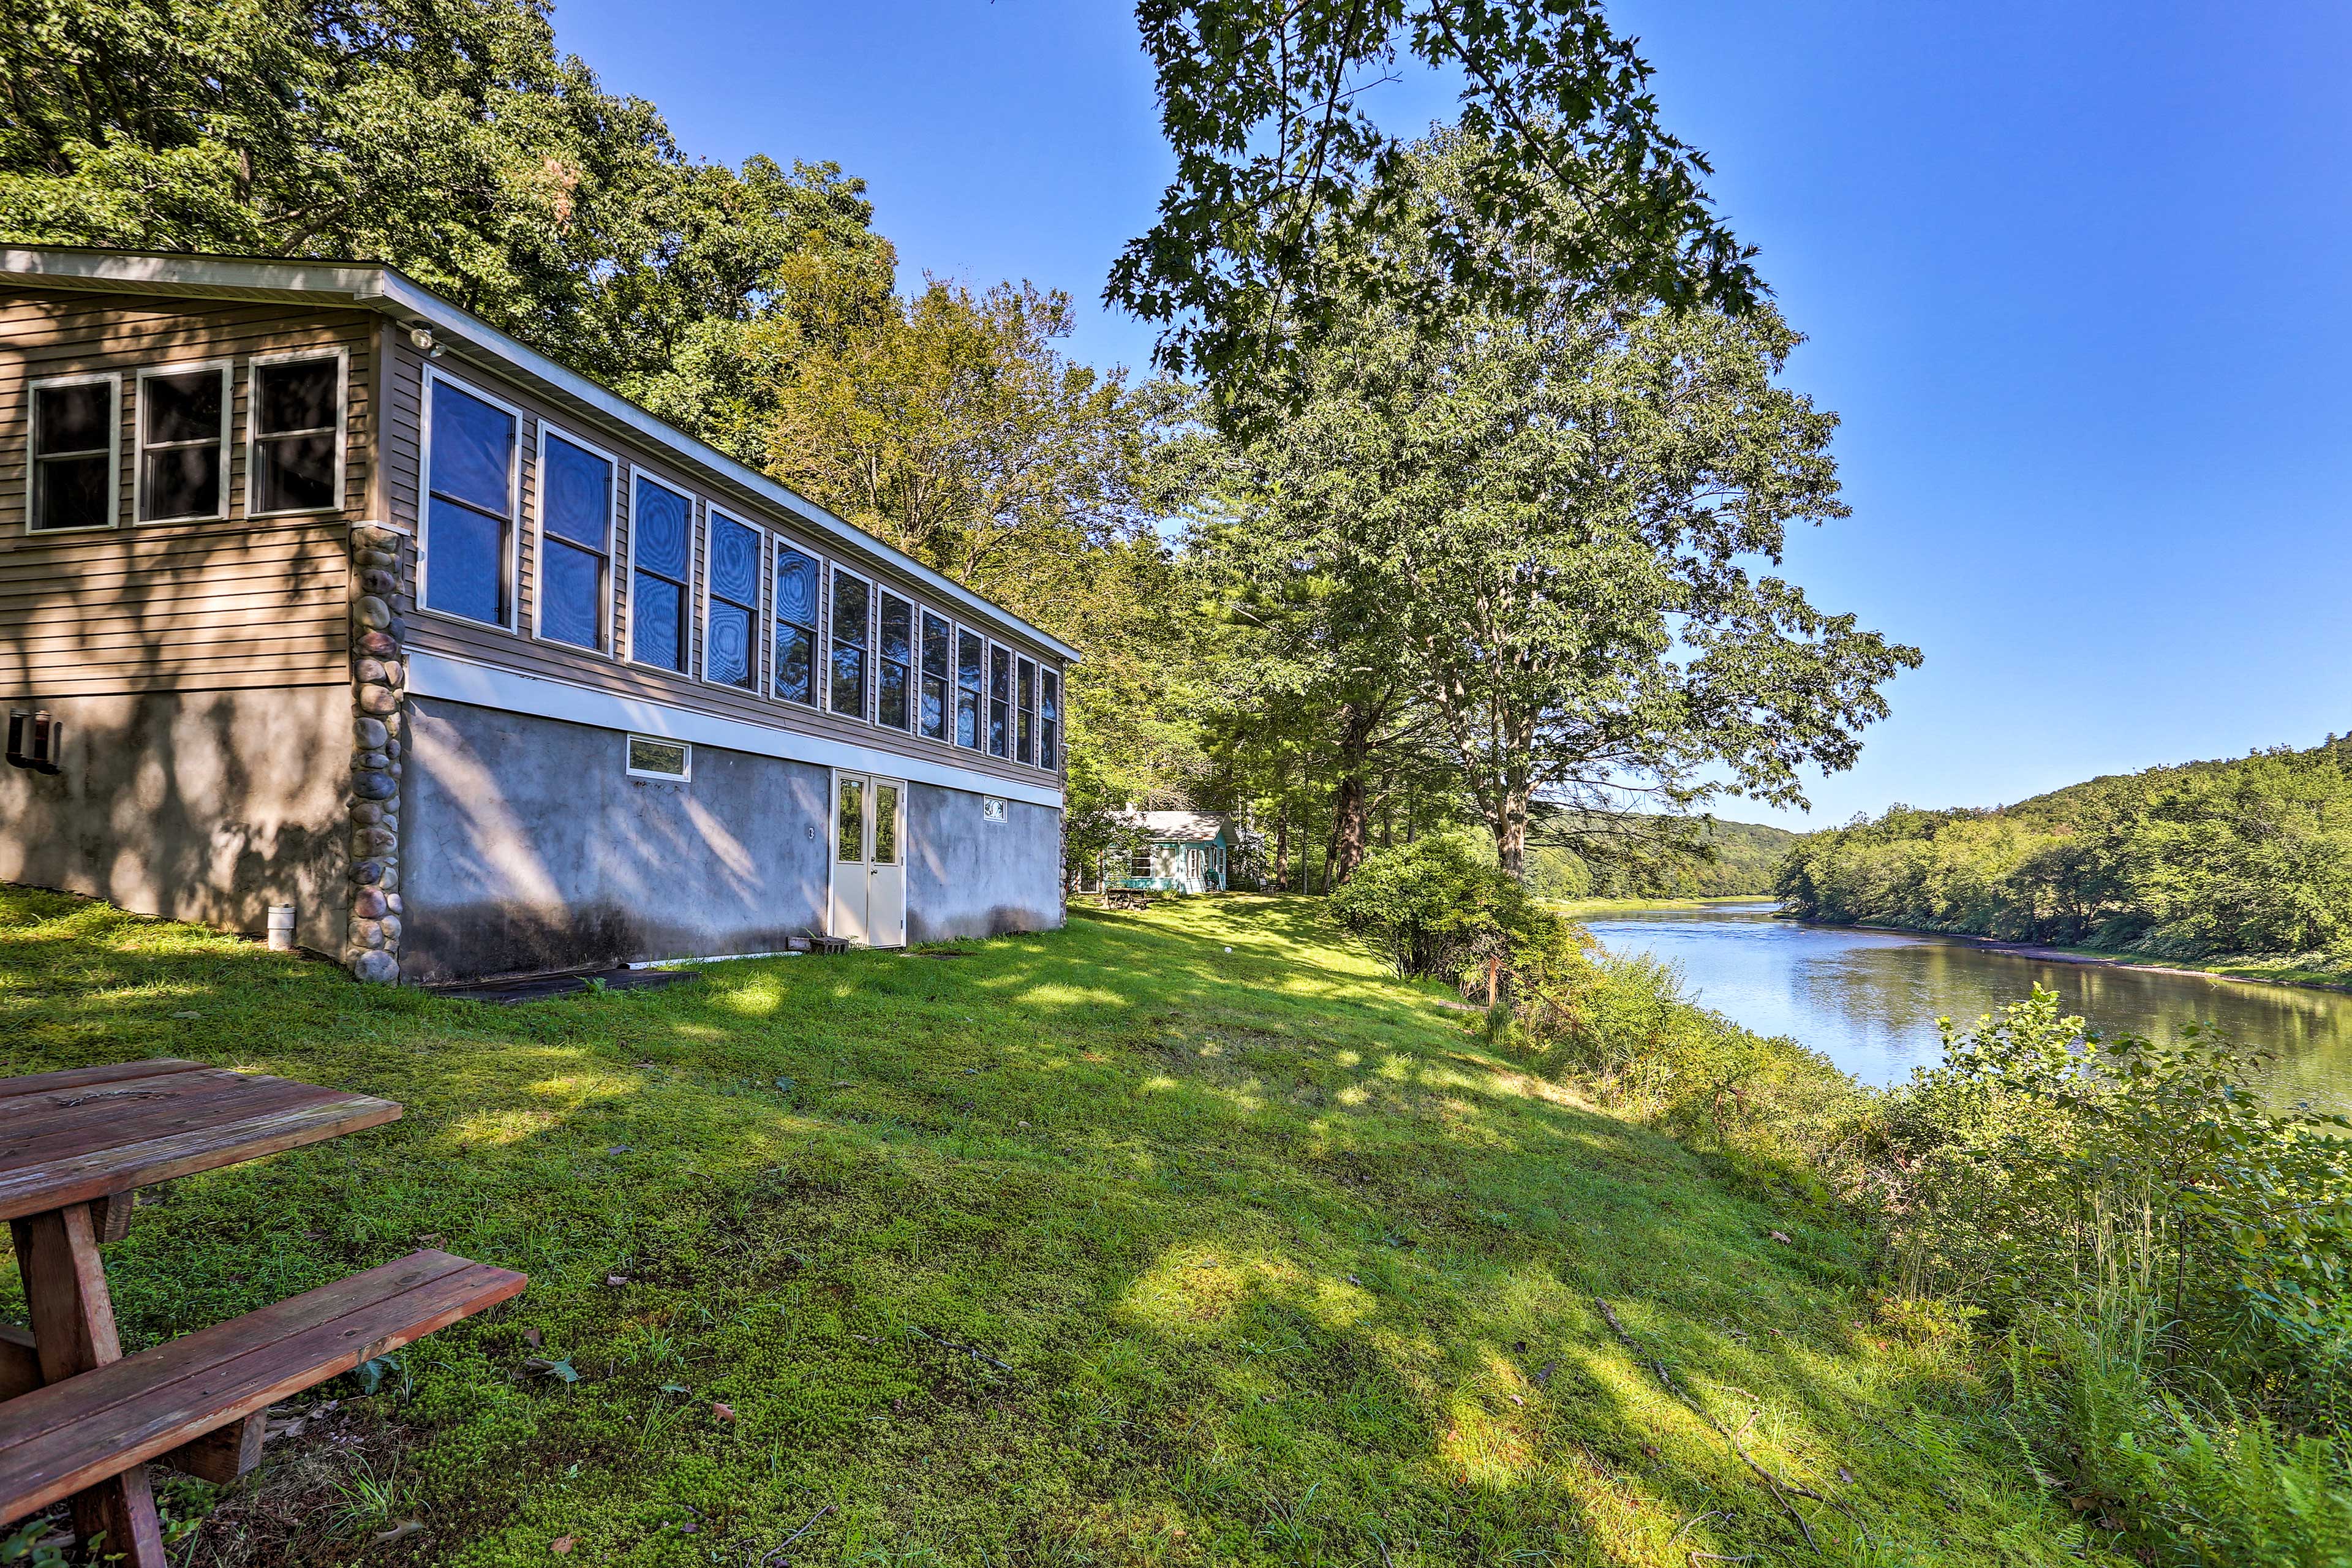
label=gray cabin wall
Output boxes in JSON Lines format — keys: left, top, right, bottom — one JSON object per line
{"left": 399, "top": 695, "right": 831, "bottom": 982}
{"left": 905, "top": 782, "right": 1062, "bottom": 941}
{"left": 0, "top": 687, "right": 352, "bottom": 951}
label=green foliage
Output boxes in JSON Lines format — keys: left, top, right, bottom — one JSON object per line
{"left": 1112, "top": 0, "right": 1761, "bottom": 402}
{"left": 1528, "top": 816, "right": 1800, "bottom": 900}
{"left": 1777, "top": 736, "right": 2352, "bottom": 963}
{"left": 1326, "top": 833, "right": 1575, "bottom": 993}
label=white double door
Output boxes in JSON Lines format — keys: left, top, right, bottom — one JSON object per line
{"left": 830, "top": 771, "right": 907, "bottom": 948}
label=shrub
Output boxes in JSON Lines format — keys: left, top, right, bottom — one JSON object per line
{"left": 1328, "top": 833, "right": 1577, "bottom": 998}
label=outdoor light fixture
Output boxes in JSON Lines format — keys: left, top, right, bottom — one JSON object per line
{"left": 6, "top": 710, "right": 62, "bottom": 774}
{"left": 406, "top": 323, "right": 445, "bottom": 359}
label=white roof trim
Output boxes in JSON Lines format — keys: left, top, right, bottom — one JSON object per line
{"left": 0, "top": 246, "right": 1080, "bottom": 665}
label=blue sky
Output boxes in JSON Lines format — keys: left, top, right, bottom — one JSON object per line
{"left": 550, "top": 0, "right": 2352, "bottom": 830}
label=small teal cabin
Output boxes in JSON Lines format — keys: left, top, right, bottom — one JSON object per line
{"left": 1104, "top": 811, "right": 1231, "bottom": 894}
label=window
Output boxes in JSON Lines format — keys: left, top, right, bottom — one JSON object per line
{"left": 774, "top": 543, "right": 820, "bottom": 705}
{"left": 536, "top": 429, "right": 612, "bottom": 650}
{"left": 630, "top": 474, "right": 692, "bottom": 672}
{"left": 873, "top": 781, "right": 900, "bottom": 865}
{"left": 1129, "top": 846, "right": 1153, "bottom": 880}
{"left": 829, "top": 567, "right": 870, "bottom": 718}
{"left": 1039, "top": 668, "right": 1060, "bottom": 771}
{"left": 955, "top": 628, "right": 984, "bottom": 748}
{"left": 919, "top": 611, "right": 951, "bottom": 741}
{"left": 705, "top": 510, "right": 761, "bottom": 690}
{"left": 28, "top": 374, "right": 119, "bottom": 532}
{"left": 626, "top": 734, "right": 690, "bottom": 780}
{"left": 837, "top": 775, "right": 864, "bottom": 861}
{"left": 422, "top": 376, "right": 516, "bottom": 626}
{"left": 987, "top": 643, "right": 1012, "bottom": 758}
{"left": 876, "top": 591, "right": 913, "bottom": 731}
{"left": 135, "top": 363, "right": 229, "bottom": 522}
{"left": 1016, "top": 656, "right": 1037, "bottom": 766}
{"left": 250, "top": 354, "right": 342, "bottom": 513}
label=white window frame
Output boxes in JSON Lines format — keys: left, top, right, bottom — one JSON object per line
{"left": 875, "top": 586, "right": 918, "bottom": 734}
{"left": 827, "top": 562, "right": 873, "bottom": 722}
{"left": 1015, "top": 653, "right": 1038, "bottom": 767}
{"left": 986, "top": 639, "right": 1014, "bottom": 760}
{"left": 769, "top": 529, "right": 826, "bottom": 709}
{"left": 132, "top": 358, "right": 233, "bottom": 525}
{"left": 417, "top": 366, "right": 524, "bottom": 633}
{"left": 916, "top": 605, "right": 954, "bottom": 744}
{"left": 530, "top": 421, "right": 620, "bottom": 656}
{"left": 1038, "top": 664, "right": 1061, "bottom": 772}
{"left": 953, "top": 622, "right": 986, "bottom": 751}
{"left": 624, "top": 733, "right": 692, "bottom": 782}
{"left": 246, "top": 346, "right": 349, "bottom": 518}
{"left": 623, "top": 466, "right": 698, "bottom": 676}
{"left": 25, "top": 371, "right": 122, "bottom": 535}
{"left": 1129, "top": 845, "right": 1155, "bottom": 880}
{"left": 699, "top": 504, "right": 767, "bottom": 695}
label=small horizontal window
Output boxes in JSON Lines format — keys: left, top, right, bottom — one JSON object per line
{"left": 625, "top": 734, "right": 690, "bottom": 780}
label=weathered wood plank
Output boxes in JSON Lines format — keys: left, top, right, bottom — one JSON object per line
{"left": 157, "top": 1414, "right": 265, "bottom": 1484}
{"left": 0, "top": 1251, "right": 525, "bottom": 1526}
{"left": 6, "top": 1203, "right": 167, "bottom": 1565}
{"left": 0, "top": 1322, "right": 38, "bottom": 1400}
{"left": 0, "top": 1060, "right": 205, "bottom": 1101}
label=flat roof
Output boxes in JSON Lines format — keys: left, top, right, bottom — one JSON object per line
{"left": 0, "top": 246, "right": 1082, "bottom": 665}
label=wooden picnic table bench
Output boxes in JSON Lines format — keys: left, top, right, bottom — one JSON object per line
{"left": 0, "top": 1059, "right": 526, "bottom": 1565}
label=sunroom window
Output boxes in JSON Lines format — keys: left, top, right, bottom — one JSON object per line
{"left": 987, "top": 644, "right": 1012, "bottom": 758}
{"left": 1016, "top": 656, "right": 1037, "bottom": 766}
{"left": 829, "top": 567, "right": 870, "bottom": 718}
{"left": 706, "top": 510, "right": 761, "bottom": 690}
{"left": 877, "top": 591, "right": 913, "bottom": 730}
{"left": 423, "top": 377, "right": 515, "bottom": 625}
{"left": 774, "top": 544, "right": 819, "bottom": 705}
{"left": 955, "top": 628, "right": 984, "bottom": 748}
{"left": 630, "top": 475, "right": 692, "bottom": 672}
{"left": 1039, "top": 668, "right": 1060, "bottom": 770}
{"left": 919, "top": 611, "right": 951, "bottom": 741}
{"left": 251, "top": 356, "right": 341, "bottom": 513}
{"left": 537, "top": 431, "right": 611, "bottom": 650}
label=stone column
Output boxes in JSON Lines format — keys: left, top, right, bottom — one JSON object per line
{"left": 345, "top": 522, "right": 409, "bottom": 983}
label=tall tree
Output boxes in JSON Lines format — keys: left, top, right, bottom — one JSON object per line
{"left": 1112, "top": 0, "right": 1759, "bottom": 407}
{"left": 1233, "top": 132, "right": 1918, "bottom": 876}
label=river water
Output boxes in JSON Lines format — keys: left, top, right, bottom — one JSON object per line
{"left": 1582, "top": 903, "right": 2352, "bottom": 1113}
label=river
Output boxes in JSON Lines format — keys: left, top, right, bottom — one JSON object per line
{"left": 1581, "top": 903, "right": 2352, "bottom": 1113}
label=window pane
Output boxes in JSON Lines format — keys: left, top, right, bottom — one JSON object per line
{"left": 540, "top": 537, "right": 603, "bottom": 649}
{"left": 1041, "top": 718, "right": 1058, "bottom": 771}
{"left": 632, "top": 571, "right": 685, "bottom": 671}
{"left": 1041, "top": 669, "right": 1060, "bottom": 722}
{"left": 257, "top": 359, "right": 337, "bottom": 435}
{"left": 140, "top": 444, "right": 222, "bottom": 521}
{"left": 922, "top": 612, "right": 949, "bottom": 678}
{"left": 143, "top": 370, "right": 221, "bottom": 445}
{"left": 255, "top": 433, "right": 338, "bottom": 512}
{"left": 878, "top": 658, "right": 908, "bottom": 729}
{"left": 989, "top": 697, "right": 1008, "bottom": 758}
{"left": 1016, "top": 658, "right": 1036, "bottom": 764}
{"left": 775, "top": 546, "right": 818, "bottom": 629}
{"left": 879, "top": 594, "right": 911, "bottom": 665}
{"left": 709, "top": 514, "right": 760, "bottom": 607}
{"left": 707, "top": 600, "right": 754, "bottom": 688}
{"left": 956, "top": 688, "right": 978, "bottom": 749}
{"left": 989, "top": 646, "right": 1011, "bottom": 701}
{"left": 36, "top": 382, "right": 113, "bottom": 454}
{"left": 921, "top": 673, "right": 947, "bottom": 741}
{"left": 831, "top": 644, "right": 866, "bottom": 717}
{"left": 425, "top": 496, "right": 506, "bottom": 624}
{"left": 429, "top": 381, "right": 513, "bottom": 514}
{"left": 543, "top": 434, "right": 611, "bottom": 549}
{"left": 628, "top": 736, "right": 688, "bottom": 777}
{"left": 956, "top": 629, "right": 982, "bottom": 747}
{"left": 873, "top": 784, "right": 899, "bottom": 865}
{"left": 35, "top": 454, "right": 111, "bottom": 530}
{"left": 837, "top": 777, "right": 864, "bottom": 862}
{"left": 831, "top": 570, "right": 868, "bottom": 647}
{"left": 632, "top": 478, "right": 690, "bottom": 580}
{"left": 775, "top": 625, "right": 814, "bottom": 704}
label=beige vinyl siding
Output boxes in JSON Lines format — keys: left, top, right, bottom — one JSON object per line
{"left": 386, "top": 335, "right": 1065, "bottom": 792}
{"left": 0, "top": 290, "right": 366, "bottom": 694}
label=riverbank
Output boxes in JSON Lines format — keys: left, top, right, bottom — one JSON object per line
{"left": 1831, "top": 921, "right": 2352, "bottom": 997}
{"left": 0, "top": 888, "right": 2100, "bottom": 1566}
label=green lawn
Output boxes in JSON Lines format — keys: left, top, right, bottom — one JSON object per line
{"left": 1, "top": 889, "right": 2100, "bottom": 1567}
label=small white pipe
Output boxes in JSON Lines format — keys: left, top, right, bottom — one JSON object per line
{"left": 266, "top": 905, "right": 298, "bottom": 952}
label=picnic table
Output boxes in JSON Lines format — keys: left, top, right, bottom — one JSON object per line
{"left": 0, "top": 1058, "right": 526, "bottom": 1565}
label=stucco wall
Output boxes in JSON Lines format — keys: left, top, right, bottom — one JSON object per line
{"left": 0, "top": 687, "right": 350, "bottom": 951}
{"left": 400, "top": 696, "right": 833, "bottom": 982}
{"left": 905, "top": 782, "right": 1063, "bottom": 942}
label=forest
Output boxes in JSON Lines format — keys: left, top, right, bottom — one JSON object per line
{"left": 1776, "top": 733, "right": 2352, "bottom": 962}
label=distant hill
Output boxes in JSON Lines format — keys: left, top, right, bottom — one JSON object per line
{"left": 1528, "top": 816, "right": 1801, "bottom": 900}
{"left": 1777, "top": 733, "right": 2352, "bottom": 962}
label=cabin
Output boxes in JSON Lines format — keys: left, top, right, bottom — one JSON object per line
{"left": 0, "top": 247, "right": 1074, "bottom": 984}
{"left": 1104, "top": 811, "right": 1231, "bottom": 894}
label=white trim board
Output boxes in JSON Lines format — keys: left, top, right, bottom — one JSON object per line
{"left": 409, "top": 650, "right": 1065, "bottom": 810}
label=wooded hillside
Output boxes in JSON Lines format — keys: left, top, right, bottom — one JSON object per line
{"left": 1776, "top": 734, "right": 2352, "bottom": 960}
{"left": 1529, "top": 817, "right": 1800, "bottom": 900}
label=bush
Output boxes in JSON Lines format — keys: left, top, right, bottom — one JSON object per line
{"left": 1328, "top": 833, "right": 1577, "bottom": 998}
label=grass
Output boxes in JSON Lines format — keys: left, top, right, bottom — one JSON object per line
{"left": 0, "top": 888, "right": 2106, "bottom": 1567}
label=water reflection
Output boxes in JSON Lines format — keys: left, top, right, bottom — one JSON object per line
{"left": 1584, "top": 904, "right": 2352, "bottom": 1112}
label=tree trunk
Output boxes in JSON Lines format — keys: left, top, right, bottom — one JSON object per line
{"left": 1493, "top": 780, "right": 1532, "bottom": 881}
{"left": 1273, "top": 805, "right": 1291, "bottom": 892}
{"left": 1327, "top": 701, "right": 1374, "bottom": 886}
